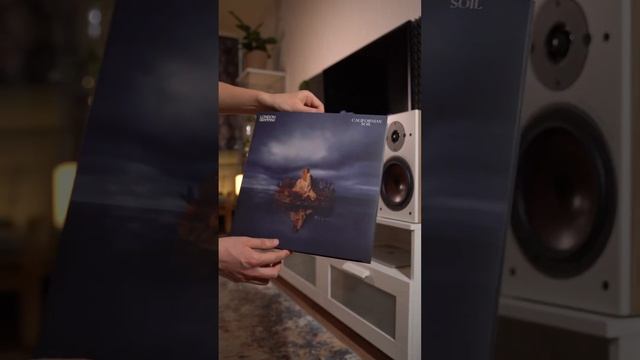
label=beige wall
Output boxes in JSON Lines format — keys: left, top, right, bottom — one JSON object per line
{"left": 278, "top": 0, "right": 420, "bottom": 91}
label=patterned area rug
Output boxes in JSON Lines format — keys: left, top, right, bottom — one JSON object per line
{"left": 218, "top": 277, "right": 359, "bottom": 359}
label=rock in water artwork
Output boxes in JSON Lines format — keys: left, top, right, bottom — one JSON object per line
{"left": 275, "top": 168, "right": 335, "bottom": 232}
{"left": 232, "top": 112, "right": 387, "bottom": 262}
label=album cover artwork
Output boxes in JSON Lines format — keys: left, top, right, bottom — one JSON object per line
{"left": 232, "top": 112, "right": 387, "bottom": 262}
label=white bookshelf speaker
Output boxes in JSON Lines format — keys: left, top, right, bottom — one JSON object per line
{"left": 502, "top": 0, "right": 640, "bottom": 315}
{"left": 378, "top": 110, "right": 421, "bottom": 224}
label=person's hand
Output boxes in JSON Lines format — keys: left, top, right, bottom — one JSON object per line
{"left": 218, "top": 237, "right": 291, "bottom": 285}
{"left": 257, "top": 90, "right": 325, "bottom": 113}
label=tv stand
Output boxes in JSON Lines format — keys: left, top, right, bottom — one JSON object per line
{"left": 280, "top": 217, "right": 421, "bottom": 360}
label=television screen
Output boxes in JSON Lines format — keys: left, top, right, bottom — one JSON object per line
{"left": 301, "top": 20, "right": 420, "bottom": 115}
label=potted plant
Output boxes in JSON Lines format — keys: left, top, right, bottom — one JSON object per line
{"left": 229, "top": 11, "right": 278, "bottom": 69}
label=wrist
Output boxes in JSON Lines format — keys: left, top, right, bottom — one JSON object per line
{"left": 218, "top": 239, "right": 228, "bottom": 270}
{"left": 256, "top": 91, "right": 273, "bottom": 111}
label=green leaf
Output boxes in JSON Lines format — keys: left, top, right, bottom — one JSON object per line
{"left": 229, "top": 11, "right": 246, "bottom": 26}
{"left": 228, "top": 10, "right": 278, "bottom": 54}
{"left": 236, "top": 24, "right": 251, "bottom": 34}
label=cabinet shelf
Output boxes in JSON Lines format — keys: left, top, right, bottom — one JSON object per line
{"left": 236, "top": 68, "right": 285, "bottom": 93}
{"left": 369, "top": 259, "right": 412, "bottom": 282}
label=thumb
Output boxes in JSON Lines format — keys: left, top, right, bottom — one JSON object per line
{"left": 301, "top": 106, "right": 322, "bottom": 113}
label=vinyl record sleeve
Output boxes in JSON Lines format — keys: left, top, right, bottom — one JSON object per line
{"left": 232, "top": 112, "right": 387, "bottom": 262}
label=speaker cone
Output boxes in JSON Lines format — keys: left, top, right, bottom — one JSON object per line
{"left": 512, "top": 105, "right": 616, "bottom": 278}
{"left": 381, "top": 157, "right": 414, "bottom": 211}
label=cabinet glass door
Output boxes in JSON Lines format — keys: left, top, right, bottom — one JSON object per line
{"left": 284, "top": 252, "right": 316, "bottom": 285}
{"left": 330, "top": 266, "right": 396, "bottom": 338}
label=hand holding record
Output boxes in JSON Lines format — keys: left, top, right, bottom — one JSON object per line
{"left": 218, "top": 237, "right": 291, "bottom": 285}
{"left": 217, "top": 81, "right": 319, "bottom": 284}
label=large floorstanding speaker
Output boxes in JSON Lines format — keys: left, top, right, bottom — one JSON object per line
{"left": 502, "top": 0, "right": 640, "bottom": 315}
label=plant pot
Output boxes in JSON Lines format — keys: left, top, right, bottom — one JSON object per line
{"left": 243, "top": 50, "right": 268, "bottom": 70}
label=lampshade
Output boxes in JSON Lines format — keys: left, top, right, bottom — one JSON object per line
{"left": 235, "top": 174, "right": 243, "bottom": 196}
{"left": 52, "top": 161, "right": 78, "bottom": 229}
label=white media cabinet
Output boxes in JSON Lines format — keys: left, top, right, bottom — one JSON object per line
{"left": 280, "top": 217, "right": 421, "bottom": 359}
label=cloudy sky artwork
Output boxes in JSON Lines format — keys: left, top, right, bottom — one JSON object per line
{"left": 242, "top": 112, "right": 387, "bottom": 198}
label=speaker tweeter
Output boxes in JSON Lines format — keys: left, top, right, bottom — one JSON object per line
{"left": 531, "top": 0, "right": 590, "bottom": 91}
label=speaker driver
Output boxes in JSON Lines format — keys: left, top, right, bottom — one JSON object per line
{"left": 512, "top": 105, "right": 616, "bottom": 278}
{"left": 381, "top": 157, "right": 414, "bottom": 211}
{"left": 386, "top": 121, "right": 406, "bottom": 152}
{"left": 531, "top": 0, "right": 590, "bottom": 91}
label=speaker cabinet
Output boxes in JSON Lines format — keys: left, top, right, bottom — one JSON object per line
{"left": 502, "top": 0, "right": 640, "bottom": 315}
{"left": 495, "top": 316, "right": 609, "bottom": 360}
{"left": 378, "top": 110, "right": 421, "bottom": 224}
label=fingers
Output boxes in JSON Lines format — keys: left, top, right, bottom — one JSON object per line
{"left": 297, "top": 91, "right": 325, "bottom": 112}
{"left": 253, "top": 249, "right": 291, "bottom": 266}
{"left": 305, "top": 92, "right": 325, "bottom": 112}
{"left": 242, "top": 237, "right": 290, "bottom": 266}
{"left": 246, "top": 237, "right": 279, "bottom": 249}
{"left": 247, "top": 278, "right": 270, "bottom": 286}
{"left": 245, "top": 263, "right": 283, "bottom": 280}
{"left": 264, "top": 90, "right": 324, "bottom": 113}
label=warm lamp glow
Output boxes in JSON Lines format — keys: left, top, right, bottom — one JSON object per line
{"left": 52, "top": 162, "right": 77, "bottom": 229}
{"left": 235, "top": 174, "right": 243, "bottom": 196}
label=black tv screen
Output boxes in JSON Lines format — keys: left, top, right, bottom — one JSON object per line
{"left": 301, "top": 20, "right": 420, "bottom": 115}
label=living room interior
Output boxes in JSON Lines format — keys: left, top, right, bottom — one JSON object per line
{"left": 218, "top": 1, "right": 640, "bottom": 360}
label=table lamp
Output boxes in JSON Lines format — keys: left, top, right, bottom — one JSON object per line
{"left": 235, "top": 174, "right": 243, "bottom": 196}
{"left": 52, "top": 161, "right": 77, "bottom": 230}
